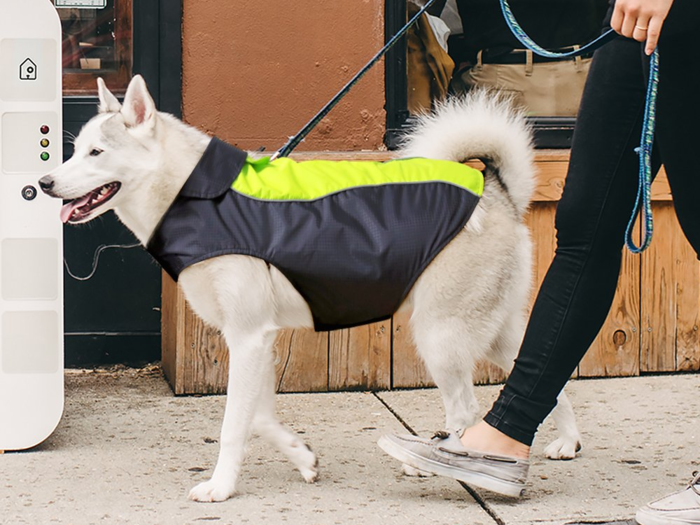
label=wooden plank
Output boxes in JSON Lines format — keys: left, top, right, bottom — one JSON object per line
{"left": 526, "top": 161, "right": 668, "bottom": 203}
{"left": 160, "top": 272, "right": 181, "bottom": 393}
{"left": 292, "top": 151, "right": 395, "bottom": 162}
{"left": 328, "top": 321, "right": 391, "bottom": 391}
{"left": 391, "top": 311, "right": 434, "bottom": 388}
{"left": 532, "top": 150, "right": 570, "bottom": 162}
{"left": 162, "top": 275, "right": 229, "bottom": 395}
{"left": 182, "top": 301, "right": 228, "bottom": 395}
{"left": 641, "top": 203, "right": 678, "bottom": 372}
{"left": 579, "top": 246, "right": 641, "bottom": 377}
{"left": 641, "top": 202, "right": 700, "bottom": 372}
{"left": 531, "top": 161, "right": 568, "bottom": 202}
{"left": 675, "top": 218, "right": 700, "bottom": 372}
{"left": 651, "top": 169, "right": 671, "bottom": 201}
{"left": 526, "top": 202, "right": 557, "bottom": 306}
{"left": 473, "top": 361, "right": 507, "bottom": 386}
{"left": 273, "top": 329, "right": 329, "bottom": 393}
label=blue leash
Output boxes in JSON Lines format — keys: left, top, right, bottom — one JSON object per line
{"left": 499, "top": 0, "right": 659, "bottom": 254}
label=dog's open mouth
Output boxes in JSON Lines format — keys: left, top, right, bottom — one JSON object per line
{"left": 60, "top": 182, "right": 121, "bottom": 224}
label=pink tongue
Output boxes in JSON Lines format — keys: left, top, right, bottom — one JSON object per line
{"left": 60, "top": 194, "right": 92, "bottom": 223}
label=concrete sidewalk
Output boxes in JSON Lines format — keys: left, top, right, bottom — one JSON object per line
{"left": 1, "top": 368, "right": 697, "bottom": 525}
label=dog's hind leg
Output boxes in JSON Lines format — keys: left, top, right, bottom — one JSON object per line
{"left": 252, "top": 355, "right": 319, "bottom": 483}
{"left": 412, "top": 317, "right": 482, "bottom": 432}
{"left": 188, "top": 328, "right": 276, "bottom": 503}
{"left": 486, "top": 323, "right": 583, "bottom": 461}
{"left": 400, "top": 316, "right": 482, "bottom": 477}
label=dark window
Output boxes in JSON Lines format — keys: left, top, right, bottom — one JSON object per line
{"left": 54, "top": 0, "right": 133, "bottom": 95}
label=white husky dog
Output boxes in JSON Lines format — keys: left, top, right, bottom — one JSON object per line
{"left": 40, "top": 76, "right": 581, "bottom": 502}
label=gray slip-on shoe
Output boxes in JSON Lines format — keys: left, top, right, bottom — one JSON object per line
{"left": 378, "top": 430, "right": 529, "bottom": 497}
{"left": 636, "top": 471, "right": 700, "bottom": 525}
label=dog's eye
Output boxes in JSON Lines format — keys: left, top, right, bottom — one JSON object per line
{"left": 90, "top": 148, "right": 103, "bottom": 157}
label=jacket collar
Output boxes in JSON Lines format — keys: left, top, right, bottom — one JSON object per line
{"left": 179, "top": 137, "right": 248, "bottom": 199}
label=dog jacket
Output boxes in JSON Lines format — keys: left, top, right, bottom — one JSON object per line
{"left": 148, "top": 138, "right": 483, "bottom": 331}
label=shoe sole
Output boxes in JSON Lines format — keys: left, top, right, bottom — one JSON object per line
{"left": 378, "top": 435, "right": 525, "bottom": 498}
{"left": 635, "top": 507, "right": 700, "bottom": 525}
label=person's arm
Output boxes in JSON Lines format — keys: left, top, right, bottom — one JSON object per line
{"left": 610, "top": 0, "right": 675, "bottom": 55}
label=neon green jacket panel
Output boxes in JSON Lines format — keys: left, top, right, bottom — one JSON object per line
{"left": 233, "top": 156, "right": 484, "bottom": 201}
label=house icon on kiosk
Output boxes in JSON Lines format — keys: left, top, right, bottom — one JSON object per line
{"left": 20, "top": 58, "right": 37, "bottom": 81}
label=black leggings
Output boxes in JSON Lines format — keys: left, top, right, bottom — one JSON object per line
{"left": 483, "top": 2, "right": 700, "bottom": 445}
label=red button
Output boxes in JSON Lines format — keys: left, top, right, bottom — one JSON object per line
{"left": 40, "top": 125, "right": 50, "bottom": 134}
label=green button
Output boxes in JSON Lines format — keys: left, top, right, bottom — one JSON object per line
{"left": 40, "top": 152, "right": 50, "bottom": 161}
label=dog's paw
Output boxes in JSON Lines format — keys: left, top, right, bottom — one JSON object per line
{"left": 188, "top": 479, "right": 236, "bottom": 503}
{"left": 543, "top": 437, "right": 582, "bottom": 460}
{"left": 300, "top": 463, "right": 319, "bottom": 483}
{"left": 298, "top": 450, "right": 319, "bottom": 484}
{"left": 402, "top": 463, "right": 436, "bottom": 477}
{"left": 290, "top": 442, "right": 319, "bottom": 483}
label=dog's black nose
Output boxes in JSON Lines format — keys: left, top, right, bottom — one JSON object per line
{"left": 38, "top": 176, "right": 54, "bottom": 193}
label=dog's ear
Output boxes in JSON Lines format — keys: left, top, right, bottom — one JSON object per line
{"left": 121, "top": 75, "right": 156, "bottom": 129}
{"left": 97, "top": 78, "right": 122, "bottom": 113}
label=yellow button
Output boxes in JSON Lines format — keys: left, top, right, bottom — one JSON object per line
{"left": 40, "top": 139, "right": 50, "bottom": 148}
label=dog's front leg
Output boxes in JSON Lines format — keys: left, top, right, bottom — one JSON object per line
{"left": 188, "top": 329, "right": 277, "bottom": 503}
{"left": 252, "top": 352, "right": 319, "bottom": 482}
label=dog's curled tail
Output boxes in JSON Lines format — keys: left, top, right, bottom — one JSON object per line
{"left": 398, "top": 90, "right": 535, "bottom": 217}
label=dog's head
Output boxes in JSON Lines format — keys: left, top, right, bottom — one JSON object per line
{"left": 39, "top": 75, "right": 160, "bottom": 224}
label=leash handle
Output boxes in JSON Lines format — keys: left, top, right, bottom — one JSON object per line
{"left": 499, "top": 0, "right": 618, "bottom": 57}
{"left": 499, "top": 0, "right": 658, "bottom": 253}
{"left": 273, "top": 0, "right": 439, "bottom": 160}
{"left": 625, "top": 49, "right": 659, "bottom": 254}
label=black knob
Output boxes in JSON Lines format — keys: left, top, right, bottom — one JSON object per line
{"left": 22, "top": 185, "right": 37, "bottom": 201}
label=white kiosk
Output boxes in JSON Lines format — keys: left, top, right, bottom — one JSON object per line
{"left": 0, "top": 0, "right": 64, "bottom": 450}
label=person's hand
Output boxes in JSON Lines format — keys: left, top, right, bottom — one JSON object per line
{"left": 610, "top": 0, "right": 675, "bottom": 55}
